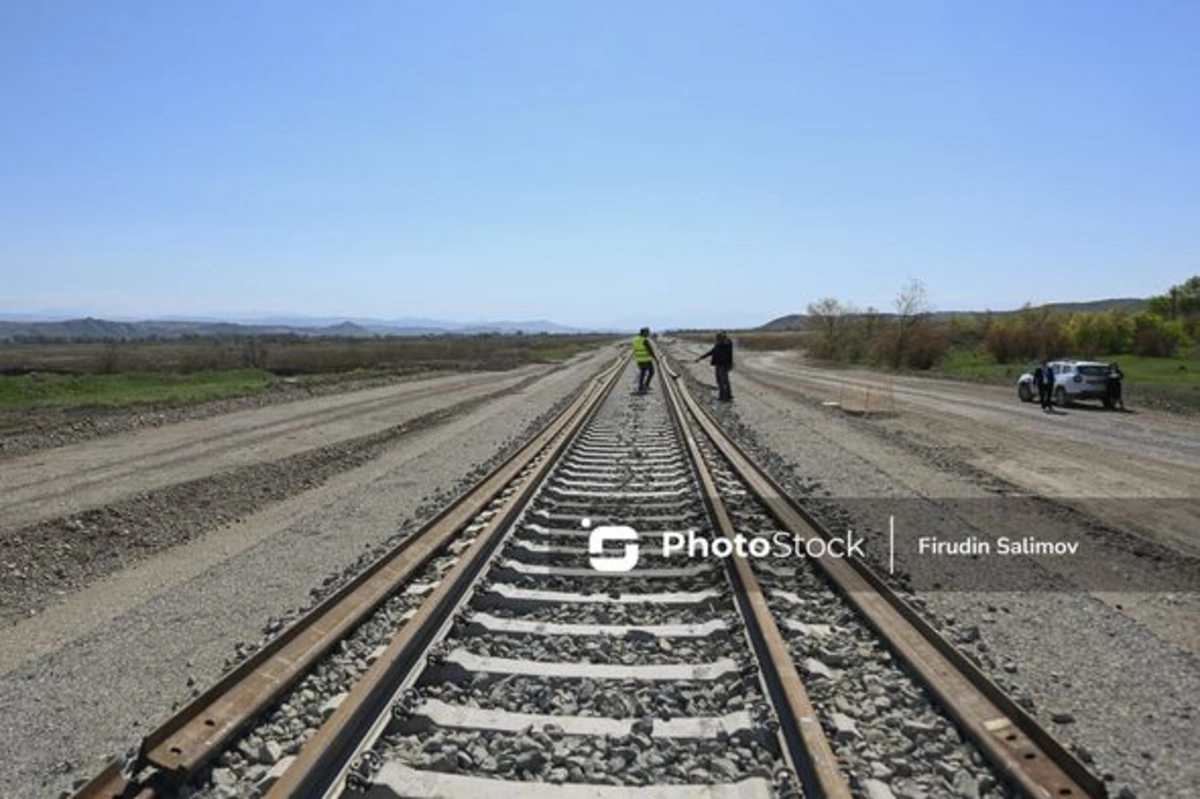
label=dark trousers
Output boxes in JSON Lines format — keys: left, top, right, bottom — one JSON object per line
{"left": 715, "top": 365, "right": 732, "bottom": 400}
{"left": 1038, "top": 383, "right": 1052, "bottom": 409}
{"left": 637, "top": 361, "right": 654, "bottom": 392}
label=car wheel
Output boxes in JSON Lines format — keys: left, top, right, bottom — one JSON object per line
{"left": 1018, "top": 384, "right": 1032, "bottom": 403}
{"left": 1054, "top": 386, "right": 1068, "bottom": 407}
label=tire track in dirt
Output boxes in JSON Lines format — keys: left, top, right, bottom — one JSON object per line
{"left": 0, "top": 370, "right": 554, "bottom": 626}
{"left": 0, "top": 368, "right": 552, "bottom": 529}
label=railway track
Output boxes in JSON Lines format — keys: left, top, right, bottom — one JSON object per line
{"left": 75, "top": 354, "right": 1104, "bottom": 799}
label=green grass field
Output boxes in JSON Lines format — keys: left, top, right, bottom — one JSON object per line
{"left": 0, "top": 369, "right": 278, "bottom": 411}
{"left": 0, "top": 334, "right": 616, "bottom": 415}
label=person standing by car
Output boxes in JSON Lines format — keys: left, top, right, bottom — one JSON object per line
{"left": 1106, "top": 362, "right": 1125, "bottom": 410}
{"left": 1034, "top": 360, "right": 1054, "bottom": 411}
{"left": 695, "top": 331, "right": 734, "bottom": 401}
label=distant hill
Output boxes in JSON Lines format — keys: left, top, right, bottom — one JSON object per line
{"left": 759, "top": 297, "right": 1148, "bottom": 331}
{"left": 760, "top": 314, "right": 807, "bottom": 331}
{"left": 457, "top": 320, "right": 581, "bottom": 335}
{"left": 235, "top": 315, "right": 584, "bottom": 335}
{"left": 1035, "top": 298, "right": 1145, "bottom": 315}
{"left": 0, "top": 315, "right": 592, "bottom": 342}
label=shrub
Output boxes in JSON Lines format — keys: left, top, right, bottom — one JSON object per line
{"left": 868, "top": 323, "right": 948, "bottom": 370}
{"left": 984, "top": 320, "right": 1021, "bottom": 363}
{"left": 1132, "top": 313, "right": 1187, "bottom": 357}
{"left": 1066, "top": 310, "right": 1132, "bottom": 356}
{"left": 948, "top": 314, "right": 986, "bottom": 349}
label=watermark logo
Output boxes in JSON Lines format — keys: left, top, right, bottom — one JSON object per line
{"left": 584, "top": 517, "right": 866, "bottom": 573}
{"left": 587, "top": 521, "right": 640, "bottom": 572}
{"left": 662, "top": 529, "right": 865, "bottom": 560}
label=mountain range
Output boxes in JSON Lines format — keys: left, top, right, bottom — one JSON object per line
{"left": 0, "top": 315, "right": 594, "bottom": 341}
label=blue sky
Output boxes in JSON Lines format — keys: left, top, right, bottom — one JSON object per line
{"left": 1, "top": 1, "right": 1197, "bottom": 330}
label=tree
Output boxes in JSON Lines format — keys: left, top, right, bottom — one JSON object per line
{"left": 887, "top": 279, "right": 933, "bottom": 368}
{"left": 1147, "top": 275, "right": 1200, "bottom": 340}
{"left": 1148, "top": 275, "right": 1200, "bottom": 319}
{"left": 806, "top": 297, "right": 851, "bottom": 360}
{"left": 1066, "top": 309, "right": 1132, "bottom": 356}
{"left": 845, "top": 306, "right": 881, "bottom": 363}
{"left": 984, "top": 319, "right": 1021, "bottom": 363}
{"left": 1132, "top": 312, "right": 1186, "bottom": 357}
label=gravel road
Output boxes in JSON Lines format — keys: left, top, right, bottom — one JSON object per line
{"left": 674, "top": 342, "right": 1199, "bottom": 799}
{"left": 0, "top": 347, "right": 616, "bottom": 799}
{"left": 0, "top": 367, "right": 563, "bottom": 529}
{"left": 0, "top": 365, "right": 570, "bottom": 626}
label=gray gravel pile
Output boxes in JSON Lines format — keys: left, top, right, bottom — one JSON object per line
{"left": 184, "top": 588, "right": 448, "bottom": 797}
{"left": 482, "top": 600, "right": 719, "bottom": 626}
{"left": 690, "top": 424, "right": 1010, "bottom": 798}
{"left": 500, "top": 572, "right": 718, "bottom": 594}
{"left": 763, "top": 577, "right": 1007, "bottom": 799}
{"left": 456, "top": 632, "right": 738, "bottom": 665}
{"left": 376, "top": 727, "right": 780, "bottom": 786}
{"left": 418, "top": 674, "right": 758, "bottom": 719}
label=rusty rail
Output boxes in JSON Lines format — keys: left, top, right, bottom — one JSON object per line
{"left": 73, "top": 357, "right": 624, "bottom": 799}
{"left": 665, "top": 357, "right": 1106, "bottom": 799}
{"left": 661, "top": 366, "right": 852, "bottom": 799}
{"left": 262, "top": 355, "right": 623, "bottom": 797}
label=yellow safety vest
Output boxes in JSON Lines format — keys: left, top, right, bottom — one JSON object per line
{"left": 632, "top": 335, "right": 653, "bottom": 364}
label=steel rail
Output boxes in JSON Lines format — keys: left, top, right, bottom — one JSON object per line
{"left": 664, "top": 358, "right": 1107, "bottom": 799}
{"left": 262, "top": 357, "right": 624, "bottom": 798}
{"left": 73, "top": 356, "right": 624, "bottom": 799}
{"left": 660, "top": 367, "right": 853, "bottom": 799}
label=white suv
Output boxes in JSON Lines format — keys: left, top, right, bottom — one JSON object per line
{"left": 1018, "top": 360, "right": 1111, "bottom": 407}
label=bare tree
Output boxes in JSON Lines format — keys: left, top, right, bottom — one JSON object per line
{"left": 806, "top": 297, "right": 849, "bottom": 359}
{"left": 890, "top": 279, "right": 932, "bottom": 367}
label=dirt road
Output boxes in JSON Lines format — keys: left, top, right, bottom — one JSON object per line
{"left": 0, "top": 367, "right": 562, "bottom": 529}
{"left": 739, "top": 350, "right": 1200, "bottom": 556}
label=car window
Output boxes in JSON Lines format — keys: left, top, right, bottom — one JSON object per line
{"left": 1078, "top": 365, "right": 1106, "bottom": 376}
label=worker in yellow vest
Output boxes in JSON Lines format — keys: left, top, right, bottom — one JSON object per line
{"left": 632, "top": 327, "right": 655, "bottom": 393}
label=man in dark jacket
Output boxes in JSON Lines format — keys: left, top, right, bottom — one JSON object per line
{"left": 1106, "top": 362, "right": 1125, "bottom": 410}
{"left": 696, "top": 332, "right": 734, "bottom": 401}
{"left": 1033, "top": 360, "right": 1054, "bottom": 411}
